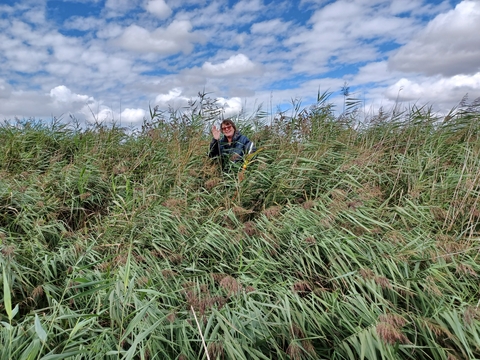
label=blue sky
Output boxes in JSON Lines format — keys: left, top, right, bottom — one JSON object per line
{"left": 1, "top": 0, "right": 479, "bottom": 127}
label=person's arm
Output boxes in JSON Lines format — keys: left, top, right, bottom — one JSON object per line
{"left": 239, "top": 135, "right": 256, "bottom": 155}
{"left": 231, "top": 134, "right": 255, "bottom": 161}
{"left": 208, "top": 125, "right": 222, "bottom": 158}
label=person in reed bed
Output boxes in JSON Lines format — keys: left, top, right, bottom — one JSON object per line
{"left": 208, "top": 119, "right": 256, "bottom": 170}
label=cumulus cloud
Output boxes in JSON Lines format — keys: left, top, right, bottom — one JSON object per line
{"left": 75, "top": 104, "right": 146, "bottom": 126}
{"left": 50, "top": 85, "right": 92, "bottom": 104}
{"left": 0, "top": 84, "right": 95, "bottom": 121}
{"left": 216, "top": 97, "right": 243, "bottom": 118}
{"left": 49, "top": 86, "right": 103, "bottom": 122}
{"left": 120, "top": 108, "right": 146, "bottom": 124}
{"left": 202, "top": 54, "right": 263, "bottom": 77}
{"left": 155, "top": 88, "right": 191, "bottom": 108}
{"left": 145, "top": 0, "right": 172, "bottom": 19}
{"left": 389, "top": 1, "right": 480, "bottom": 76}
{"left": 116, "top": 20, "right": 200, "bottom": 54}
{"left": 81, "top": 105, "right": 114, "bottom": 123}
{"left": 385, "top": 73, "right": 480, "bottom": 109}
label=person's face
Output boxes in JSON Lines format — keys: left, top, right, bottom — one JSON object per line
{"left": 221, "top": 123, "right": 235, "bottom": 137}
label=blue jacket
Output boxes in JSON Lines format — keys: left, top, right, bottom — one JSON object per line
{"left": 208, "top": 132, "right": 256, "bottom": 168}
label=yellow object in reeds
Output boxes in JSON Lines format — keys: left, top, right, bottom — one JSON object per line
{"left": 241, "top": 147, "right": 264, "bottom": 170}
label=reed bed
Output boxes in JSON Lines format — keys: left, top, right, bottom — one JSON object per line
{"left": 1, "top": 96, "right": 480, "bottom": 359}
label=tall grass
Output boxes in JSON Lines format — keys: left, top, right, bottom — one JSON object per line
{"left": 1, "top": 95, "right": 480, "bottom": 359}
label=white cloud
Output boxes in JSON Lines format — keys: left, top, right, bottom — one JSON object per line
{"left": 0, "top": 84, "right": 96, "bottom": 121}
{"left": 155, "top": 88, "right": 190, "bottom": 108}
{"left": 120, "top": 108, "right": 146, "bottom": 124}
{"left": 50, "top": 85, "right": 92, "bottom": 104}
{"left": 283, "top": 0, "right": 439, "bottom": 77}
{"left": 386, "top": 73, "right": 480, "bottom": 105}
{"left": 216, "top": 97, "right": 243, "bottom": 118}
{"left": 6, "top": 48, "right": 48, "bottom": 73}
{"left": 250, "top": 19, "right": 290, "bottom": 34}
{"left": 353, "top": 61, "right": 393, "bottom": 85}
{"left": 145, "top": 0, "right": 172, "bottom": 19}
{"left": 202, "top": 54, "right": 263, "bottom": 77}
{"left": 232, "top": 0, "right": 264, "bottom": 14}
{"left": 105, "top": 0, "right": 134, "bottom": 9}
{"left": 64, "top": 16, "right": 104, "bottom": 32}
{"left": 104, "top": 0, "right": 140, "bottom": 17}
{"left": 96, "top": 23, "right": 124, "bottom": 39}
{"left": 389, "top": 1, "right": 480, "bottom": 76}
{"left": 46, "top": 62, "right": 77, "bottom": 77}
{"left": 24, "top": 5, "right": 46, "bottom": 25}
{"left": 115, "top": 20, "right": 200, "bottom": 54}
{"left": 389, "top": 0, "right": 421, "bottom": 15}
{"left": 83, "top": 105, "right": 115, "bottom": 123}
{"left": 75, "top": 103, "right": 146, "bottom": 126}
{"left": 54, "top": 45, "right": 84, "bottom": 63}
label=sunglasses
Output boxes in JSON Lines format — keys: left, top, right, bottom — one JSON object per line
{"left": 221, "top": 125, "right": 232, "bottom": 131}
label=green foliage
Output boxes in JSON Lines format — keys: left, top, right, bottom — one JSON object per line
{"left": 1, "top": 95, "right": 480, "bottom": 359}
